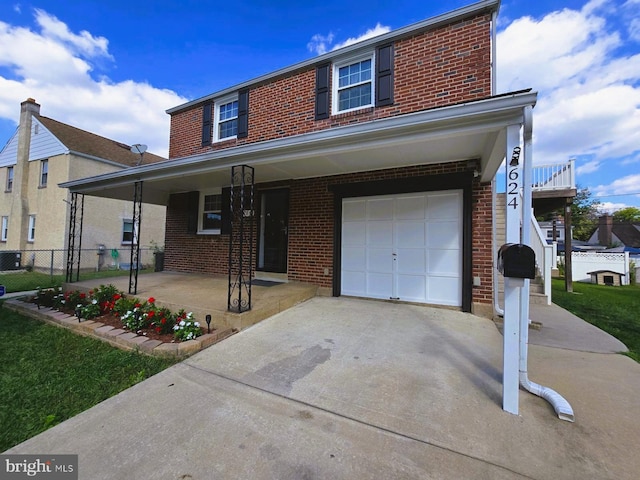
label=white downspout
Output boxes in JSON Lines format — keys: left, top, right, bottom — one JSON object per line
{"left": 493, "top": 179, "right": 504, "bottom": 317}
{"left": 520, "top": 105, "right": 574, "bottom": 422}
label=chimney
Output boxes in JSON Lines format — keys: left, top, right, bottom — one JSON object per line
{"left": 598, "top": 214, "right": 613, "bottom": 246}
{"left": 21, "top": 97, "right": 41, "bottom": 116}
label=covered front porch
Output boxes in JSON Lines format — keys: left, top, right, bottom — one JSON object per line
{"left": 66, "top": 271, "right": 318, "bottom": 332}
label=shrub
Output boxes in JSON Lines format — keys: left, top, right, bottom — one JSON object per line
{"left": 173, "top": 310, "right": 202, "bottom": 341}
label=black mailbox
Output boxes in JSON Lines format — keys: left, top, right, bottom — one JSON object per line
{"left": 497, "top": 243, "right": 536, "bottom": 279}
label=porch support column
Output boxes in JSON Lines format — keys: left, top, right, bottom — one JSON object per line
{"left": 564, "top": 200, "right": 573, "bottom": 292}
{"left": 128, "top": 181, "right": 143, "bottom": 295}
{"left": 502, "top": 123, "right": 522, "bottom": 416}
{"left": 65, "top": 192, "right": 84, "bottom": 283}
{"left": 228, "top": 165, "right": 255, "bottom": 313}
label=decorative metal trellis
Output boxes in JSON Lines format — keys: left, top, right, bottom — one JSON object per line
{"left": 228, "top": 165, "right": 254, "bottom": 313}
{"left": 65, "top": 192, "right": 84, "bottom": 283}
{"left": 128, "top": 181, "right": 143, "bottom": 295}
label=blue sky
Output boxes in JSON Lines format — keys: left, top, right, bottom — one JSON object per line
{"left": 0, "top": 0, "right": 638, "bottom": 211}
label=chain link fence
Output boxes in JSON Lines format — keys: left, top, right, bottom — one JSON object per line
{"left": 0, "top": 247, "right": 158, "bottom": 294}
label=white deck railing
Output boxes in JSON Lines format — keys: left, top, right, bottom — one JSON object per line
{"left": 532, "top": 159, "right": 575, "bottom": 191}
{"left": 529, "top": 209, "right": 553, "bottom": 305}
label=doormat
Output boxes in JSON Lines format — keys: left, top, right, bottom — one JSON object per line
{"left": 252, "top": 279, "right": 283, "bottom": 287}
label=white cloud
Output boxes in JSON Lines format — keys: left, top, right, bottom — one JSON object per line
{"left": 593, "top": 173, "right": 640, "bottom": 197}
{"left": 576, "top": 160, "right": 601, "bottom": 175}
{"left": 598, "top": 201, "right": 630, "bottom": 213}
{"left": 307, "top": 32, "right": 334, "bottom": 56}
{"left": 308, "top": 23, "right": 390, "bottom": 56}
{"left": 497, "top": 1, "right": 640, "bottom": 171}
{"left": 0, "top": 9, "right": 187, "bottom": 157}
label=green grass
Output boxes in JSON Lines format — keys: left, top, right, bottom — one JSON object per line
{"left": 0, "top": 305, "right": 177, "bottom": 452}
{"left": 0, "top": 268, "right": 154, "bottom": 293}
{"left": 552, "top": 279, "right": 640, "bottom": 362}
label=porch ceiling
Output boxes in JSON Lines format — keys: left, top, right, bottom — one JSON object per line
{"left": 60, "top": 91, "right": 537, "bottom": 205}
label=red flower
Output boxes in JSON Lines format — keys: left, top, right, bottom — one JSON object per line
{"left": 134, "top": 303, "right": 141, "bottom": 308}
{"left": 113, "top": 294, "right": 121, "bottom": 301}
{"left": 161, "top": 318, "right": 166, "bottom": 325}
{"left": 148, "top": 310, "right": 155, "bottom": 318}
{"left": 155, "top": 327, "right": 161, "bottom": 333}
{"left": 79, "top": 293, "right": 86, "bottom": 299}
{"left": 89, "top": 290, "right": 94, "bottom": 296}
{"left": 148, "top": 297, "right": 155, "bottom": 304}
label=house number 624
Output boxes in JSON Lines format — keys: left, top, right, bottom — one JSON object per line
{"left": 507, "top": 167, "right": 519, "bottom": 209}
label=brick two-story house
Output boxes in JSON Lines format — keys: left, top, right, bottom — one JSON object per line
{"left": 61, "top": 0, "right": 537, "bottom": 317}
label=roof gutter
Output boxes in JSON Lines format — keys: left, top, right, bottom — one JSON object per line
{"left": 167, "top": 0, "right": 501, "bottom": 114}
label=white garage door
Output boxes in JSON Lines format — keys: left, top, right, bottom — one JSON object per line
{"left": 341, "top": 190, "right": 462, "bottom": 306}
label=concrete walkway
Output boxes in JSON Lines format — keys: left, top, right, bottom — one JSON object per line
{"left": 5, "top": 298, "right": 640, "bottom": 479}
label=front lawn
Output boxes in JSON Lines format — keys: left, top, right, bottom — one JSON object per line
{"left": 0, "top": 306, "right": 177, "bottom": 452}
{"left": 552, "top": 279, "right": 640, "bottom": 362}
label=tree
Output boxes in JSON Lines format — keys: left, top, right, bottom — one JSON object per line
{"left": 571, "top": 187, "right": 601, "bottom": 241}
{"left": 612, "top": 207, "right": 640, "bottom": 223}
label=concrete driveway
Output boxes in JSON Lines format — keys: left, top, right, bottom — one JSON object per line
{"left": 6, "top": 297, "right": 640, "bottom": 479}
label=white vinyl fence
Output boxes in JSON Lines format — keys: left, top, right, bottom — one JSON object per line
{"left": 568, "top": 251, "right": 630, "bottom": 285}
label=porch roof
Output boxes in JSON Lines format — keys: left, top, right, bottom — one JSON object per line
{"left": 59, "top": 90, "right": 537, "bottom": 205}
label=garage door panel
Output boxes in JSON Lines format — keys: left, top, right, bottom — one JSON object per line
{"left": 367, "top": 272, "right": 393, "bottom": 298}
{"left": 368, "top": 222, "right": 394, "bottom": 246}
{"left": 368, "top": 248, "right": 394, "bottom": 273}
{"left": 343, "top": 199, "right": 367, "bottom": 221}
{"left": 427, "top": 221, "right": 460, "bottom": 248}
{"left": 428, "top": 249, "right": 461, "bottom": 275}
{"left": 397, "top": 249, "right": 426, "bottom": 274}
{"left": 397, "top": 274, "right": 427, "bottom": 301}
{"left": 342, "top": 271, "right": 366, "bottom": 296}
{"left": 343, "top": 222, "right": 367, "bottom": 245}
{"left": 342, "top": 246, "right": 366, "bottom": 271}
{"left": 428, "top": 276, "right": 461, "bottom": 306}
{"left": 396, "top": 195, "right": 426, "bottom": 220}
{"left": 368, "top": 198, "right": 394, "bottom": 220}
{"left": 396, "top": 222, "right": 426, "bottom": 247}
{"left": 428, "top": 193, "right": 462, "bottom": 219}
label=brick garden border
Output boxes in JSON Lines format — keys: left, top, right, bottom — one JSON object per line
{"left": 3, "top": 298, "right": 235, "bottom": 359}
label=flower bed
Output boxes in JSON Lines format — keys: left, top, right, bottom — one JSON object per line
{"left": 32, "top": 284, "right": 204, "bottom": 344}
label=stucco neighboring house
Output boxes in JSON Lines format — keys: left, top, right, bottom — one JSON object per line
{"left": 60, "top": 0, "right": 540, "bottom": 318}
{"left": 0, "top": 98, "right": 167, "bottom": 272}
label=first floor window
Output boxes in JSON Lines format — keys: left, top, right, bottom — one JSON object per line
{"left": 40, "top": 159, "right": 48, "bottom": 187}
{"left": 334, "top": 55, "right": 373, "bottom": 113}
{"left": 28, "top": 215, "right": 35, "bottom": 242}
{"left": 122, "top": 219, "right": 135, "bottom": 244}
{"left": 215, "top": 96, "right": 238, "bottom": 140}
{"left": 1, "top": 216, "right": 7, "bottom": 241}
{"left": 199, "top": 191, "right": 222, "bottom": 233}
{"left": 6, "top": 166, "right": 14, "bottom": 192}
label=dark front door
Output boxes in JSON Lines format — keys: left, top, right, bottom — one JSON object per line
{"left": 258, "top": 189, "right": 289, "bottom": 273}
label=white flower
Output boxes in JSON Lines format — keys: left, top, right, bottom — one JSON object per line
{"left": 92, "top": 299, "right": 98, "bottom": 305}
{"left": 179, "top": 320, "right": 186, "bottom": 327}
{"left": 194, "top": 322, "right": 200, "bottom": 328}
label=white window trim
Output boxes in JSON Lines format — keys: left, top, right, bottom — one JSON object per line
{"left": 121, "top": 218, "right": 138, "bottom": 245}
{"left": 1, "top": 216, "right": 8, "bottom": 241}
{"left": 6, "top": 166, "right": 13, "bottom": 192}
{"left": 39, "top": 159, "right": 48, "bottom": 187}
{"left": 213, "top": 94, "right": 239, "bottom": 142}
{"left": 198, "top": 189, "right": 222, "bottom": 235}
{"left": 27, "top": 215, "right": 36, "bottom": 242}
{"left": 332, "top": 51, "right": 375, "bottom": 115}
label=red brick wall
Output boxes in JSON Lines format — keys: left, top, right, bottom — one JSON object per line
{"left": 164, "top": 161, "right": 494, "bottom": 307}
{"left": 168, "top": 13, "right": 491, "bottom": 159}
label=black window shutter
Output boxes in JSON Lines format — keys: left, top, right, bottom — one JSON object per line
{"left": 237, "top": 90, "right": 249, "bottom": 139}
{"left": 376, "top": 43, "right": 394, "bottom": 107}
{"left": 201, "top": 102, "right": 213, "bottom": 146}
{"left": 315, "top": 63, "right": 330, "bottom": 120}
{"left": 221, "top": 187, "right": 231, "bottom": 235}
{"left": 186, "top": 191, "right": 200, "bottom": 234}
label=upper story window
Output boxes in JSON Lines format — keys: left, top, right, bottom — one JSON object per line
{"left": 6, "top": 166, "right": 13, "bottom": 192}
{"left": 39, "top": 159, "right": 48, "bottom": 187}
{"left": 198, "top": 190, "right": 222, "bottom": 234}
{"left": 28, "top": 215, "right": 36, "bottom": 242}
{"left": 1, "top": 216, "right": 8, "bottom": 241}
{"left": 215, "top": 96, "right": 238, "bottom": 141}
{"left": 333, "top": 54, "right": 374, "bottom": 113}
